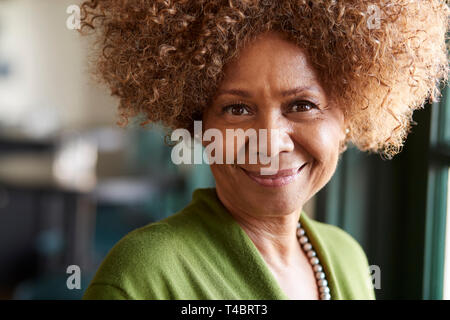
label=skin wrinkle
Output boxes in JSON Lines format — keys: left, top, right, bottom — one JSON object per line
{"left": 78, "top": 0, "right": 449, "bottom": 300}
{"left": 79, "top": 0, "right": 449, "bottom": 159}
{"left": 202, "top": 31, "right": 345, "bottom": 300}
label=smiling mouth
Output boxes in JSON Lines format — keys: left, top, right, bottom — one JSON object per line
{"left": 239, "top": 163, "right": 308, "bottom": 187}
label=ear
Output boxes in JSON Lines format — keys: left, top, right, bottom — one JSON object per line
{"left": 339, "top": 127, "right": 350, "bottom": 154}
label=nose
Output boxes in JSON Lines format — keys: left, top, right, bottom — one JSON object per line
{"left": 254, "top": 109, "right": 295, "bottom": 161}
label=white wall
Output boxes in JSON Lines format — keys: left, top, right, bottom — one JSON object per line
{"left": 0, "top": 0, "right": 117, "bottom": 138}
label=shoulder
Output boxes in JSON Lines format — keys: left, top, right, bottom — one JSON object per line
{"left": 83, "top": 190, "right": 221, "bottom": 300}
{"left": 90, "top": 207, "right": 205, "bottom": 273}
{"left": 106, "top": 221, "right": 180, "bottom": 265}
{"left": 83, "top": 221, "right": 182, "bottom": 300}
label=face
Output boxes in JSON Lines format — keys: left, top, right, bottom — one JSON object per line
{"left": 202, "top": 31, "right": 346, "bottom": 218}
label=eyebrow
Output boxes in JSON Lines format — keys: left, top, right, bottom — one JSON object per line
{"left": 214, "top": 85, "right": 320, "bottom": 99}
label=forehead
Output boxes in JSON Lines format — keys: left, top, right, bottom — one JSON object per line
{"left": 219, "top": 31, "right": 323, "bottom": 92}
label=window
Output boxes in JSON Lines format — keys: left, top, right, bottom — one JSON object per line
{"left": 423, "top": 83, "right": 450, "bottom": 300}
{"left": 444, "top": 167, "right": 450, "bottom": 299}
{"left": 315, "top": 81, "right": 450, "bottom": 299}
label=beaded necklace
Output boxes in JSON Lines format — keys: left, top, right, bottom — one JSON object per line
{"left": 296, "top": 222, "right": 331, "bottom": 300}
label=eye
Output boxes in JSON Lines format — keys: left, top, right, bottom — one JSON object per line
{"left": 287, "top": 100, "right": 319, "bottom": 113}
{"left": 222, "top": 103, "right": 251, "bottom": 116}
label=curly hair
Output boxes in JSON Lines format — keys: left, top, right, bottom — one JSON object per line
{"left": 79, "top": 0, "right": 449, "bottom": 158}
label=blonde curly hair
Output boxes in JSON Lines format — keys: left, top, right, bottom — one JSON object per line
{"left": 79, "top": 0, "right": 449, "bottom": 158}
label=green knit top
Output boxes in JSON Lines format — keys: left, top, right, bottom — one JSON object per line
{"left": 83, "top": 188, "right": 376, "bottom": 300}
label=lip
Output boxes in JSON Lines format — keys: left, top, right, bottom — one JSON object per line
{"left": 240, "top": 163, "right": 308, "bottom": 187}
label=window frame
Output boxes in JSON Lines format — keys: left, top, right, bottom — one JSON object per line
{"left": 423, "top": 83, "right": 450, "bottom": 300}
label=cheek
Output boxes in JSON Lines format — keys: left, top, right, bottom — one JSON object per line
{"left": 209, "top": 163, "right": 241, "bottom": 195}
{"left": 209, "top": 163, "right": 226, "bottom": 180}
{"left": 202, "top": 124, "right": 251, "bottom": 165}
{"left": 201, "top": 130, "right": 242, "bottom": 164}
{"left": 295, "top": 120, "right": 343, "bottom": 165}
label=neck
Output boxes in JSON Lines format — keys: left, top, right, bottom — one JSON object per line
{"left": 215, "top": 188, "right": 303, "bottom": 269}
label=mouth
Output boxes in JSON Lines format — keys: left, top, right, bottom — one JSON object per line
{"left": 239, "top": 163, "right": 308, "bottom": 187}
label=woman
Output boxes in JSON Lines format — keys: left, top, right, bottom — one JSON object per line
{"left": 79, "top": 0, "right": 449, "bottom": 300}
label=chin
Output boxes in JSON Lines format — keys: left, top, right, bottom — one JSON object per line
{"left": 244, "top": 186, "right": 305, "bottom": 216}
{"left": 213, "top": 165, "right": 309, "bottom": 215}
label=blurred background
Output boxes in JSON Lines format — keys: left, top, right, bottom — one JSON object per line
{"left": 0, "top": 0, "right": 449, "bottom": 300}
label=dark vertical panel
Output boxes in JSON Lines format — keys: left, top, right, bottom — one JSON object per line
{"left": 316, "top": 104, "right": 432, "bottom": 299}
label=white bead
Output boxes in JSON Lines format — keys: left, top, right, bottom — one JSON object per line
{"left": 303, "top": 243, "right": 312, "bottom": 251}
{"left": 296, "top": 228, "right": 305, "bottom": 237}
{"left": 318, "top": 279, "right": 328, "bottom": 287}
{"left": 307, "top": 250, "right": 316, "bottom": 258}
{"left": 315, "top": 271, "right": 325, "bottom": 280}
{"left": 297, "top": 222, "right": 301, "bottom": 229}
{"left": 319, "top": 286, "right": 330, "bottom": 293}
{"left": 320, "top": 292, "right": 331, "bottom": 300}
{"left": 310, "top": 257, "right": 319, "bottom": 265}
{"left": 299, "top": 236, "right": 309, "bottom": 244}
{"left": 313, "top": 264, "right": 323, "bottom": 272}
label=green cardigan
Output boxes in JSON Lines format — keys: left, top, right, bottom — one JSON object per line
{"left": 83, "top": 188, "right": 376, "bottom": 300}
